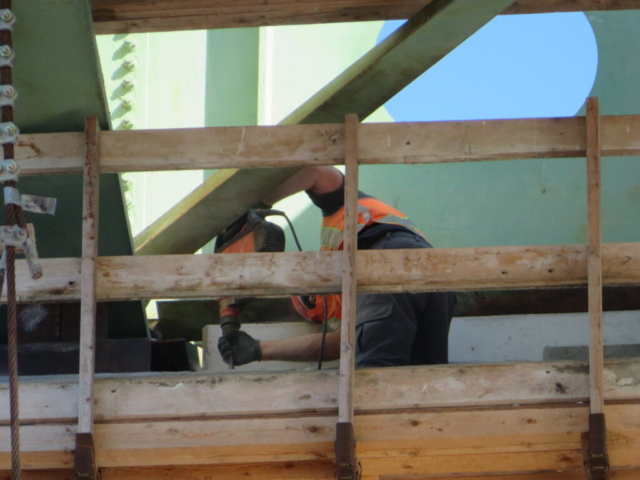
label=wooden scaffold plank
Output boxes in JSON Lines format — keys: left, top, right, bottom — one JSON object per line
{"left": 2, "top": 403, "right": 640, "bottom": 473}
{"left": 2, "top": 359, "right": 640, "bottom": 424}
{"left": 14, "top": 115, "right": 640, "bottom": 176}
{"left": 92, "top": 0, "right": 640, "bottom": 34}
{"left": 2, "top": 360, "right": 640, "bottom": 473}
{"left": 0, "top": 242, "right": 639, "bottom": 303}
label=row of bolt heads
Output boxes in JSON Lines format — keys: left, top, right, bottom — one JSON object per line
{"left": 120, "top": 39, "right": 137, "bottom": 129}
{"left": 2, "top": 226, "right": 27, "bottom": 239}
{"left": 0, "top": 12, "right": 33, "bottom": 245}
{"left": 0, "top": 123, "right": 17, "bottom": 136}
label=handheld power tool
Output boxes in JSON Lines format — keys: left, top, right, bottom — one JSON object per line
{"left": 214, "top": 209, "right": 286, "bottom": 368}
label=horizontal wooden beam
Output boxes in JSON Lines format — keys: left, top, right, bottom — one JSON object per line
{"left": 15, "top": 116, "right": 640, "bottom": 175}
{"left": 1, "top": 360, "right": 639, "bottom": 474}
{"left": 3, "top": 466, "right": 640, "bottom": 480}
{"left": 92, "top": 0, "right": 640, "bottom": 34}
{"left": 3, "top": 402, "right": 640, "bottom": 474}
{"left": 2, "top": 359, "right": 639, "bottom": 423}
{"left": 2, "top": 243, "right": 639, "bottom": 303}
{"left": 98, "top": 466, "right": 640, "bottom": 480}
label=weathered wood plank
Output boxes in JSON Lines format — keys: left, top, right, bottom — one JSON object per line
{"left": 92, "top": 0, "right": 640, "bottom": 34}
{"left": 4, "top": 466, "right": 639, "bottom": 480}
{"left": 1, "top": 243, "right": 638, "bottom": 303}
{"left": 3, "top": 359, "right": 639, "bottom": 424}
{"left": 390, "top": 471, "right": 640, "bottom": 480}
{"left": 13, "top": 116, "right": 640, "bottom": 176}
{"left": 29, "top": 466, "right": 636, "bottom": 480}
{"left": 5, "top": 465, "right": 640, "bottom": 480}
{"left": 100, "top": 462, "right": 336, "bottom": 480}
{"left": 77, "top": 116, "right": 100, "bottom": 435}
{"left": 586, "top": 98, "right": 604, "bottom": 414}
{"left": 2, "top": 404, "right": 639, "bottom": 473}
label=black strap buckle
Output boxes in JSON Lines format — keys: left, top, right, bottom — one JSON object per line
{"left": 335, "top": 422, "right": 360, "bottom": 480}
{"left": 582, "top": 413, "right": 610, "bottom": 480}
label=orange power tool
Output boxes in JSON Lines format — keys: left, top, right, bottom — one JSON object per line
{"left": 214, "top": 209, "right": 286, "bottom": 368}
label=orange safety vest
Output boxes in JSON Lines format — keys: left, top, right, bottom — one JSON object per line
{"left": 300, "top": 196, "right": 426, "bottom": 323}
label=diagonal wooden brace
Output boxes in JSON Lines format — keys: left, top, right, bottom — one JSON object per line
{"left": 582, "top": 413, "right": 610, "bottom": 480}
{"left": 335, "top": 422, "right": 359, "bottom": 480}
{"left": 75, "top": 432, "right": 100, "bottom": 479}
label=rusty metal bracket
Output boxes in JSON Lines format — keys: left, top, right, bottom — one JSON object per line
{"left": 335, "top": 422, "right": 360, "bottom": 480}
{"left": 582, "top": 413, "right": 610, "bottom": 480}
{"left": 75, "top": 432, "right": 100, "bottom": 479}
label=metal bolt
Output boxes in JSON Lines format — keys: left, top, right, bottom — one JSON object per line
{"left": 17, "top": 228, "right": 26, "bottom": 238}
{"left": 120, "top": 117, "right": 134, "bottom": 130}
{"left": 6, "top": 160, "right": 17, "bottom": 173}
{"left": 4, "top": 123, "right": 17, "bottom": 135}
{"left": 123, "top": 39, "right": 137, "bottom": 52}
{"left": 121, "top": 78, "right": 136, "bottom": 91}
{"left": 0, "top": 46, "right": 12, "bottom": 57}
{"left": 1, "top": 10, "right": 13, "bottom": 22}
{"left": 122, "top": 58, "right": 137, "bottom": 71}
{"left": 2, "top": 85, "right": 16, "bottom": 97}
{"left": 121, "top": 97, "right": 134, "bottom": 110}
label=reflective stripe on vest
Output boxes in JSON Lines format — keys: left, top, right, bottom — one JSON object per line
{"left": 320, "top": 197, "right": 425, "bottom": 251}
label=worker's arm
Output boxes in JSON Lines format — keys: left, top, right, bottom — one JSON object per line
{"left": 263, "top": 166, "right": 343, "bottom": 205}
{"left": 218, "top": 327, "right": 341, "bottom": 365}
{"left": 260, "top": 327, "right": 341, "bottom": 362}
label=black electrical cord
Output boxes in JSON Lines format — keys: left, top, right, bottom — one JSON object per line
{"left": 258, "top": 209, "right": 330, "bottom": 369}
{"left": 255, "top": 208, "right": 304, "bottom": 252}
{"left": 317, "top": 294, "right": 329, "bottom": 370}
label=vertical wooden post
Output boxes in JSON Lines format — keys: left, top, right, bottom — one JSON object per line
{"left": 335, "top": 114, "right": 360, "bottom": 480}
{"left": 586, "top": 97, "right": 603, "bottom": 415}
{"left": 583, "top": 97, "right": 610, "bottom": 480}
{"left": 76, "top": 116, "right": 101, "bottom": 479}
{"left": 338, "top": 113, "right": 359, "bottom": 424}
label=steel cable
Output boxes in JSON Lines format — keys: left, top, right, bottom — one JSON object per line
{"left": 1, "top": 0, "right": 24, "bottom": 478}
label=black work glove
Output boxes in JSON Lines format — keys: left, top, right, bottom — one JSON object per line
{"left": 218, "top": 330, "right": 261, "bottom": 366}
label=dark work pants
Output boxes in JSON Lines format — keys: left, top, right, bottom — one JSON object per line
{"left": 354, "top": 232, "right": 456, "bottom": 368}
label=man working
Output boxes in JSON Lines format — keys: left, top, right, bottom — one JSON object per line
{"left": 218, "top": 166, "right": 456, "bottom": 368}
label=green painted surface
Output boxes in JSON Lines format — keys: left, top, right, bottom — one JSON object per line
{"left": 205, "top": 29, "right": 259, "bottom": 128}
{"left": 96, "top": 31, "right": 207, "bottom": 239}
{"left": 0, "top": 1, "right": 146, "bottom": 341}
{"left": 201, "top": 28, "right": 260, "bottom": 254}
{"left": 266, "top": 12, "right": 640, "bottom": 252}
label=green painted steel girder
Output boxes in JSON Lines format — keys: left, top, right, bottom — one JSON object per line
{"left": 0, "top": 0, "right": 146, "bottom": 342}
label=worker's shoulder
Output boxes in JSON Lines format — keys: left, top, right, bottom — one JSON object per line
{"left": 358, "top": 191, "right": 375, "bottom": 200}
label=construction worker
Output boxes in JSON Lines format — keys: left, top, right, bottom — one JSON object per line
{"left": 218, "top": 166, "right": 456, "bottom": 368}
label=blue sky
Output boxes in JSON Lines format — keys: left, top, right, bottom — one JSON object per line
{"left": 378, "top": 13, "right": 598, "bottom": 122}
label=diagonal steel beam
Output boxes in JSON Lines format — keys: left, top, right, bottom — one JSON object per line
{"left": 134, "top": 0, "right": 515, "bottom": 255}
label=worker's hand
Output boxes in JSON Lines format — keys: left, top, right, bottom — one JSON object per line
{"left": 218, "top": 330, "right": 261, "bottom": 366}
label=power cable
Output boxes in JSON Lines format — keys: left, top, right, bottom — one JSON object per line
{"left": 255, "top": 209, "right": 330, "bottom": 370}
